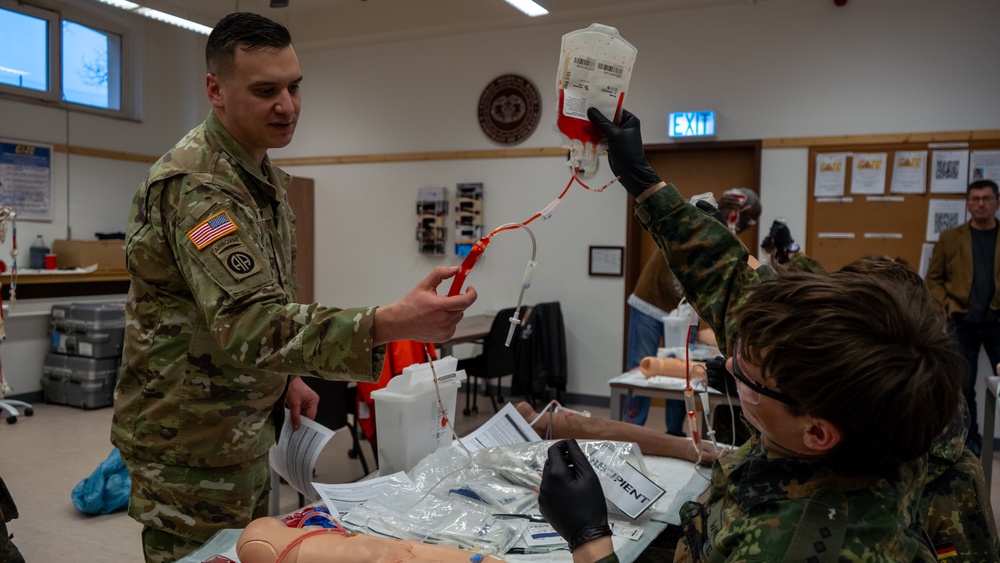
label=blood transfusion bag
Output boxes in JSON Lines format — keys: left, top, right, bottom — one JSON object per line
{"left": 554, "top": 23, "right": 637, "bottom": 176}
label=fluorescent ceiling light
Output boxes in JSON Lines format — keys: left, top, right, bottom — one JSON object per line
{"left": 92, "top": 0, "right": 212, "bottom": 35}
{"left": 93, "top": 0, "right": 141, "bottom": 9}
{"left": 134, "top": 7, "right": 213, "bottom": 34}
{"left": 504, "top": 0, "right": 548, "bottom": 17}
{"left": 0, "top": 66, "right": 30, "bottom": 76}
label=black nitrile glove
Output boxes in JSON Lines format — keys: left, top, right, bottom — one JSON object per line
{"left": 695, "top": 199, "right": 727, "bottom": 226}
{"left": 588, "top": 107, "right": 662, "bottom": 198}
{"left": 538, "top": 439, "right": 612, "bottom": 552}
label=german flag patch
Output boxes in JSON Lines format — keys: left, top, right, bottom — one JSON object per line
{"left": 188, "top": 211, "right": 239, "bottom": 249}
{"left": 935, "top": 543, "right": 957, "bottom": 560}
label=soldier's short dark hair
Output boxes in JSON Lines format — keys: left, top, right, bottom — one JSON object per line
{"left": 839, "top": 255, "right": 921, "bottom": 290}
{"left": 734, "top": 271, "right": 962, "bottom": 481}
{"left": 968, "top": 179, "right": 999, "bottom": 197}
{"left": 206, "top": 12, "right": 292, "bottom": 77}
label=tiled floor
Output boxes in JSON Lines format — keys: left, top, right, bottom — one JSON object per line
{"left": 3, "top": 399, "right": 999, "bottom": 562}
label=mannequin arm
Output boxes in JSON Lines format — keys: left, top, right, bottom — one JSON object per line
{"left": 638, "top": 357, "right": 705, "bottom": 380}
{"left": 515, "top": 402, "right": 720, "bottom": 466}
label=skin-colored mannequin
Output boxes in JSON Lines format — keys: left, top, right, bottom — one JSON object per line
{"left": 515, "top": 402, "right": 722, "bottom": 466}
{"left": 237, "top": 517, "right": 503, "bottom": 563}
{"left": 637, "top": 356, "right": 706, "bottom": 380}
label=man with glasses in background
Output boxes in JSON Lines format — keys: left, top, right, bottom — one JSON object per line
{"left": 927, "top": 179, "right": 1000, "bottom": 456}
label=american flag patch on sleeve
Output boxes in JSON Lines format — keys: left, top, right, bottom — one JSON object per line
{"left": 188, "top": 211, "right": 239, "bottom": 249}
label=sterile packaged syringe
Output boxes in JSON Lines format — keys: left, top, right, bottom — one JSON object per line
{"left": 554, "top": 23, "right": 637, "bottom": 177}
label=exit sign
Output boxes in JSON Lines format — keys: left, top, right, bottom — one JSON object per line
{"left": 668, "top": 111, "right": 716, "bottom": 138}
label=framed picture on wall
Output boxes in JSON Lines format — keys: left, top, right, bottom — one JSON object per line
{"left": 589, "top": 246, "right": 624, "bottom": 277}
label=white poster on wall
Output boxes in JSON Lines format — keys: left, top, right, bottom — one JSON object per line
{"left": 930, "top": 149, "right": 969, "bottom": 193}
{"left": 890, "top": 150, "right": 927, "bottom": 194}
{"left": 970, "top": 150, "right": 1000, "bottom": 183}
{"left": 850, "top": 153, "right": 887, "bottom": 195}
{"left": 814, "top": 153, "right": 848, "bottom": 197}
{"left": 919, "top": 243, "right": 935, "bottom": 279}
{"left": 925, "top": 199, "right": 967, "bottom": 242}
{"left": 0, "top": 139, "right": 52, "bottom": 221}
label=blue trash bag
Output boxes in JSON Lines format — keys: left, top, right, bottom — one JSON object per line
{"left": 72, "top": 448, "right": 130, "bottom": 515}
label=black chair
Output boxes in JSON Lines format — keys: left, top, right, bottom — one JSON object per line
{"left": 510, "top": 301, "right": 568, "bottom": 409}
{"left": 457, "top": 306, "right": 525, "bottom": 415}
{"left": 301, "top": 379, "right": 370, "bottom": 475}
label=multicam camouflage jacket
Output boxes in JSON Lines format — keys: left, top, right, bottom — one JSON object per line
{"left": 111, "top": 112, "right": 384, "bottom": 467}
{"left": 634, "top": 185, "right": 937, "bottom": 561}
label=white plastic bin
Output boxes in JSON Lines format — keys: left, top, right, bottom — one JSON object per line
{"left": 370, "top": 356, "right": 466, "bottom": 475}
{"left": 662, "top": 315, "right": 689, "bottom": 349}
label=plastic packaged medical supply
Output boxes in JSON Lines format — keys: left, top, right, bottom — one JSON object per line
{"left": 341, "top": 440, "right": 657, "bottom": 555}
{"left": 554, "top": 23, "right": 638, "bottom": 176}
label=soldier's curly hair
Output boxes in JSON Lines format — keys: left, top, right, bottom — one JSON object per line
{"left": 206, "top": 12, "right": 292, "bottom": 77}
{"left": 734, "top": 270, "right": 963, "bottom": 481}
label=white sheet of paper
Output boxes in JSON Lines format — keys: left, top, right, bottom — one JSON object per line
{"left": 455, "top": 402, "right": 542, "bottom": 452}
{"left": 891, "top": 150, "right": 927, "bottom": 194}
{"left": 930, "top": 149, "right": 970, "bottom": 193}
{"left": 919, "top": 243, "right": 935, "bottom": 279}
{"left": 814, "top": 153, "right": 848, "bottom": 197}
{"left": 269, "top": 408, "right": 335, "bottom": 501}
{"left": 971, "top": 150, "right": 1000, "bottom": 183}
{"left": 312, "top": 471, "right": 412, "bottom": 515}
{"left": 850, "top": 152, "right": 887, "bottom": 195}
{"left": 175, "top": 528, "right": 243, "bottom": 563}
{"left": 925, "top": 199, "right": 968, "bottom": 242}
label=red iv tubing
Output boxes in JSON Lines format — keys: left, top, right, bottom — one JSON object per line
{"left": 423, "top": 169, "right": 618, "bottom": 432}
{"left": 447, "top": 170, "right": 616, "bottom": 298}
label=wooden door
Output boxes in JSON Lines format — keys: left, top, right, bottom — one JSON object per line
{"left": 622, "top": 141, "right": 761, "bottom": 368}
{"left": 287, "top": 176, "right": 315, "bottom": 303}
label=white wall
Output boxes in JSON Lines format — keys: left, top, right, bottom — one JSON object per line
{"left": 2, "top": 0, "right": 999, "bottom": 409}
{"left": 0, "top": 9, "right": 207, "bottom": 394}
{"left": 276, "top": 0, "right": 1000, "bottom": 399}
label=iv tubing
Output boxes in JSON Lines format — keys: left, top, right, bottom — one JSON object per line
{"left": 381, "top": 169, "right": 617, "bottom": 549}
{"left": 447, "top": 169, "right": 617, "bottom": 298}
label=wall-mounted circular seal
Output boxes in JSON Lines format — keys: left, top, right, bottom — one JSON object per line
{"left": 477, "top": 74, "right": 541, "bottom": 145}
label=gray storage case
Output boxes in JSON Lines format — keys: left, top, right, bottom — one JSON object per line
{"left": 50, "top": 302, "right": 126, "bottom": 358}
{"left": 41, "top": 353, "right": 119, "bottom": 409}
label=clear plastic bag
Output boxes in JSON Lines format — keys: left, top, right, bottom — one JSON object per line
{"left": 554, "top": 23, "right": 638, "bottom": 176}
{"left": 342, "top": 440, "right": 654, "bottom": 555}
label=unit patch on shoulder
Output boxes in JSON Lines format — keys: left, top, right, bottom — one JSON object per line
{"left": 188, "top": 211, "right": 239, "bottom": 249}
{"left": 213, "top": 241, "right": 261, "bottom": 281}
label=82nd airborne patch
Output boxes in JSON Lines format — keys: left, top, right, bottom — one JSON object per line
{"left": 212, "top": 236, "right": 261, "bottom": 281}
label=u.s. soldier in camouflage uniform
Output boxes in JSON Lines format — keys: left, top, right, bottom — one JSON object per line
{"left": 537, "top": 108, "right": 970, "bottom": 563}
{"left": 110, "top": 13, "right": 477, "bottom": 563}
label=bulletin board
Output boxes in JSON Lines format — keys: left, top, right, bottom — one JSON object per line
{"left": 806, "top": 140, "right": 1000, "bottom": 272}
